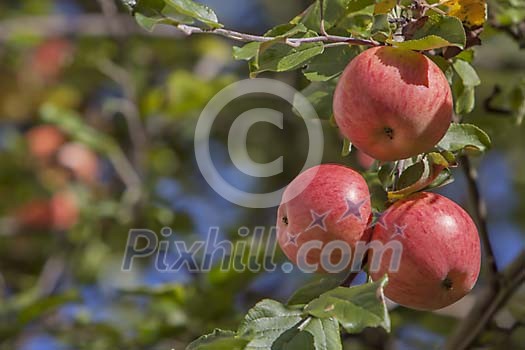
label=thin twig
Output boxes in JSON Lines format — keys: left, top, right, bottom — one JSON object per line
{"left": 96, "top": 59, "right": 148, "bottom": 172}
{"left": 446, "top": 251, "right": 525, "bottom": 350}
{"left": 36, "top": 256, "right": 66, "bottom": 296}
{"left": 484, "top": 85, "right": 512, "bottom": 115}
{"left": 96, "top": 0, "right": 124, "bottom": 36}
{"left": 176, "top": 24, "right": 380, "bottom": 47}
{"left": 96, "top": 59, "right": 146, "bottom": 209}
{"left": 319, "top": 0, "right": 329, "bottom": 36}
{"left": 460, "top": 155, "right": 499, "bottom": 285}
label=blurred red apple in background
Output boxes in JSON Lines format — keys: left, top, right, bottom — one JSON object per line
{"left": 31, "top": 38, "right": 73, "bottom": 81}
{"left": 14, "top": 199, "right": 53, "bottom": 230}
{"left": 25, "top": 125, "right": 65, "bottom": 161}
{"left": 356, "top": 149, "right": 375, "bottom": 170}
{"left": 50, "top": 190, "right": 79, "bottom": 231}
{"left": 57, "top": 142, "right": 99, "bottom": 184}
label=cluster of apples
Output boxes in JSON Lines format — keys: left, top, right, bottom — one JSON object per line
{"left": 13, "top": 125, "right": 99, "bottom": 231}
{"left": 277, "top": 47, "right": 481, "bottom": 310}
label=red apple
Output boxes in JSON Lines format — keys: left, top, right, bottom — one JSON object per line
{"left": 57, "top": 142, "right": 99, "bottom": 184}
{"left": 14, "top": 199, "right": 53, "bottom": 230}
{"left": 369, "top": 192, "right": 481, "bottom": 310}
{"left": 32, "top": 38, "right": 72, "bottom": 81}
{"left": 25, "top": 125, "right": 66, "bottom": 160}
{"left": 277, "top": 164, "right": 372, "bottom": 272}
{"left": 356, "top": 149, "right": 375, "bottom": 170}
{"left": 333, "top": 47, "right": 452, "bottom": 161}
{"left": 50, "top": 190, "right": 79, "bottom": 230}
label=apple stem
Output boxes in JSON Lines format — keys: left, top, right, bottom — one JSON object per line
{"left": 319, "top": 0, "right": 329, "bottom": 37}
{"left": 441, "top": 276, "right": 453, "bottom": 290}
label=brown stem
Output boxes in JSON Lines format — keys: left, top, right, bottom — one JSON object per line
{"left": 319, "top": 0, "right": 328, "bottom": 36}
{"left": 176, "top": 24, "right": 380, "bottom": 47}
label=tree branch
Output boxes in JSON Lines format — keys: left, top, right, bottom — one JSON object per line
{"left": 176, "top": 24, "right": 380, "bottom": 47}
{"left": 484, "top": 85, "right": 512, "bottom": 115}
{"left": 96, "top": 0, "right": 124, "bottom": 36}
{"left": 446, "top": 251, "right": 525, "bottom": 350}
{"left": 460, "top": 155, "right": 499, "bottom": 285}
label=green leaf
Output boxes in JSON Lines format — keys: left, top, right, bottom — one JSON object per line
{"left": 131, "top": 0, "right": 194, "bottom": 31}
{"left": 165, "top": 0, "right": 221, "bottom": 28}
{"left": 288, "top": 272, "right": 350, "bottom": 305}
{"left": 238, "top": 299, "right": 304, "bottom": 350}
{"left": 335, "top": 12, "right": 374, "bottom": 37}
{"left": 135, "top": 12, "right": 163, "bottom": 31}
{"left": 273, "top": 317, "right": 342, "bottom": 350}
{"left": 371, "top": 14, "right": 392, "bottom": 41}
{"left": 233, "top": 42, "right": 260, "bottom": 61}
{"left": 391, "top": 35, "right": 454, "bottom": 51}
{"left": 429, "top": 55, "right": 454, "bottom": 84}
{"left": 40, "top": 104, "right": 117, "bottom": 153}
{"left": 397, "top": 161, "right": 425, "bottom": 189}
{"left": 305, "top": 277, "right": 390, "bottom": 334}
{"left": 438, "top": 123, "right": 492, "bottom": 154}
{"left": 390, "top": 15, "right": 466, "bottom": 50}
{"left": 298, "top": 0, "right": 375, "bottom": 32}
{"left": 378, "top": 162, "right": 396, "bottom": 188}
{"left": 306, "top": 318, "right": 341, "bottom": 350}
{"left": 374, "top": 0, "right": 396, "bottom": 14}
{"left": 17, "top": 290, "right": 80, "bottom": 325}
{"left": 303, "top": 46, "right": 360, "bottom": 82}
{"left": 187, "top": 329, "right": 248, "bottom": 350}
{"left": 510, "top": 78, "right": 525, "bottom": 125}
{"left": 452, "top": 77, "right": 475, "bottom": 115}
{"left": 426, "top": 168, "right": 454, "bottom": 190}
{"left": 452, "top": 59, "right": 480, "bottom": 86}
{"left": 253, "top": 38, "right": 324, "bottom": 76}
{"left": 131, "top": 0, "right": 221, "bottom": 31}
{"left": 388, "top": 156, "right": 451, "bottom": 200}
{"left": 272, "top": 327, "right": 316, "bottom": 350}
{"left": 265, "top": 23, "right": 309, "bottom": 37}
{"left": 232, "top": 23, "right": 308, "bottom": 61}
{"left": 341, "top": 138, "right": 353, "bottom": 157}
{"left": 455, "top": 49, "right": 475, "bottom": 63}
{"left": 294, "top": 80, "right": 338, "bottom": 120}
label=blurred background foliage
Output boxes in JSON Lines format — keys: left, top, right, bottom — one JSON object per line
{"left": 0, "top": 0, "right": 524, "bottom": 349}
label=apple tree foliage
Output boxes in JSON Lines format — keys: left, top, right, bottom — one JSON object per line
{"left": 119, "top": 0, "right": 525, "bottom": 349}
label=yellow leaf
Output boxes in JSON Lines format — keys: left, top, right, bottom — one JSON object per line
{"left": 374, "top": 0, "right": 396, "bottom": 15}
{"left": 444, "top": 0, "right": 487, "bottom": 27}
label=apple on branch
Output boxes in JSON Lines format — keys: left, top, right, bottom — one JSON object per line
{"left": 333, "top": 47, "right": 453, "bottom": 161}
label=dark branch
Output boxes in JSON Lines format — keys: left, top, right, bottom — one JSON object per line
{"left": 460, "top": 155, "right": 499, "bottom": 285}
{"left": 484, "top": 85, "right": 512, "bottom": 115}
{"left": 446, "top": 251, "right": 525, "bottom": 350}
